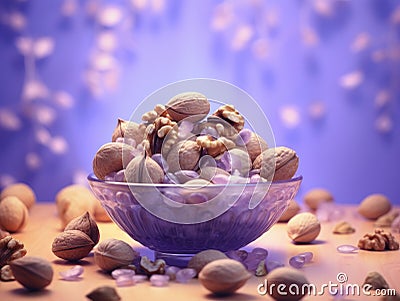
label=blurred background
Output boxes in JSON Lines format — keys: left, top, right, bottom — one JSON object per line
{"left": 0, "top": 0, "right": 399, "bottom": 204}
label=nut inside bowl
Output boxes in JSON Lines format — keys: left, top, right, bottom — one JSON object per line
{"left": 88, "top": 173, "right": 302, "bottom": 266}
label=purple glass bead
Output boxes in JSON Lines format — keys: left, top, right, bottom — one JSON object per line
{"left": 249, "top": 169, "right": 260, "bottom": 177}
{"left": 164, "top": 173, "right": 179, "bottom": 184}
{"left": 200, "top": 126, "right": 219, "bottom": 138}
{"left": 116, "top": 275, "right": 135, "bottom": 287}
{"left": 251, "top": 247, "right": 268, "bottom": 259}
{"left": 104, "top": 172, "right": 117, "bottom": 181}
{"left": 163, "top": 190, "right": 185, "bottom": 204}
{"left": 150, "top": 274, "right": 169, "bottom": 287}
{"left": 226, "top": 250, "right": 248, "bottom": 262}
{"left": 59, "top": 265, "right": 84, "bottom": 281}
{"left": 175, "top": 268, "right": 196, "bottom": 283}
{"left": 317, "top": 203, "right": 344, "bottom": 222}
{"left": 132, "top": 275, "right": 147, "bottom": 283}
{"left": 174, "top": 170, "right": 199, "bottom": 183}
{"left": 178, "top": 120, "right": 194, "bottom": 138}
{"left": 114, "top": 169, "right": 126, "bottom": 182}
{"left": 211, "top": 174, "right": 229, "bottom": 184}
{"left": 151, "top": 154, "right": 168, "bottom": 172}
{"left": 186, "top": 193, "right": 208, "bottom": 204}
{"left": 250, "top": 174, "right": 261, "bottom": 183}
{"left": 289, "top": 255, "right": 306, "bottom": 269}
{"left": 298, "top": 252, "right": 313, "bottom": 263}
{"left": 243, "top": 248, "right": 268, "bottom": 272}
{"left": 165, "top": 266, "right": 180, "bottom": 280}
{"left": 236, "top": 129, "right": 252, "bottom": 146}
{"left": 265, "top": 260, "right": 284, "bottom": 272}
{"left": 337, "top": 244, "right": 359, "bottom": 254}
{"left": 111, "top": 269, "right": 135, "bottom": 280}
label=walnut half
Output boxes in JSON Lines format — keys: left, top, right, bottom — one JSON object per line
{"left": 0, "top": 236, "right": 27, "bottom": 268}
{"left": 358, "top": 229, "right": 399, "bottom": 251}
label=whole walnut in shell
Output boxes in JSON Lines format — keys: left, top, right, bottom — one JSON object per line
{"left": 303, "top": 188, "right": 334, "bottom": 210}
{"left": 125, "top": 154, "right": 164, "bottom": 184}
{"left": 64, "top": 212, "right": 100, "bottom": 245}
{"left": 0, "top": 196, "right": 28, "bottom": 233}
{"left": 52, "top": 230, "right": 95, "bottom": 261}
{"left": 287, "top": 212, "right": 321, "bottom": 243}
{"left": 166, "top": 140, "right": 201, "bottom": 173}
{"left": 94, "top": 239, "right": 138, "bottom": 272}
{"left": 188, "top": 249, "right": 228, "bottom": 275}
{"left": 92, "top": 142, "right": 135, "bottom": 180}
{"left": 358, "top": 194, "right": 391, "bottom": 220}
{"left": 165, "top": 92, "right": 210, "bottom": 122}
{"left": 0, "top": 183, "right": 36, "bottom": 209}
{"left": 111, "top": 118, "right": 146, "bottom": 145}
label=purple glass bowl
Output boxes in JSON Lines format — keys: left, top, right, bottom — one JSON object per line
{"left": 88, "top": 174, "right": 302, "bottom": 262}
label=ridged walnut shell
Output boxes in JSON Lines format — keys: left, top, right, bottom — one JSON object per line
{"left": 94, "top": 239, "right": 137, "bottom": 272}
{"left": 166, "top": 141, "right": 201, "bottom": 173}
{"left": 64, "top": 212, "right": 100, "bottom": 245}
{"left": 9, "top": 256, "right": 53, "bottom": 291}
{"left": 125, "top": 155, "right": 164, "bottom": 184}
{"left": 253, "top": 146, "right": 299, "bottom": 181}
{"left": 92, "top": 142, "right": 135, "bottom": 180}
{"left": 0, "top": 196, "right": 28, "bottom": 233}
{"left": 303, "top": 188, "right": 334, "bottom": 210}
{"left": 287, "top": 212, "right": 321, "bottom": 243}
{"left": 278, "top": 199, "right": 301, "bottom": 222}
{"left": 0, "top": 183, "right": 36, "bottom": 209}
{"left": 358, "top": 194, "right": 391, "bottom": 220}
{"left": 52, "top": 230, "right": 95, "bottom": 261}
{"left": 166, "top": 92, "right": 210, "bottom": 122}
{"left": 199, "top": 259, "right": 251, "bottom": 295}
{"left": 111, "top": 118, "right": 146, "bottom": 145}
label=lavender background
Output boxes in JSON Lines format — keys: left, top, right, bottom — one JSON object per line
{"left": 0, "top": 0, "right": 399, "bottom": 204}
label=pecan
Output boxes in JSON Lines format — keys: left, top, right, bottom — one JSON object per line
{"left": 145, "top": 116, "right": 177, "bottom": 156}
{"left": 0, "top": 236, "right": 27, "bottom": 268}
{"left": 212, "top": 105, "right": 244, "bottom": 132}
{"left": 358, "top": 229, "right": 399, "bottom": 251}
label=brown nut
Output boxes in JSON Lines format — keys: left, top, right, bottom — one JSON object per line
{"left": 0, "top": 264, "right": 14, "bottom": 281}
{"left": 363, "top": 271, "right": 389, "bottom": 290}
{"left": 0, "top": 236, "right": 27, "bottom": 268}
{"left": 86, "top": 286, "right": 121, "bottom": 301}
{"left": 145, "top": 116, "right": 177, "bottom": 156}
{"left": 375, "top": 210, "right": 400, "bottom": 227}
{"left": 93, "top": 142, "right": 135, "bottom": 180}
{"left": 196, "top": 135, "right": 226, "bottom": 157}
{"left": 94, "top": 239, "right": 138, "bottom": 272}
{"left": 125, "top": 154, "right": 164, "bottom": 184}
{"left": 93, "top": 201, "right": 112, "bottom": 222}
{"left": 333, "top": 221, "right": 356, "bottom": 234}
{"left": 0, "top": 196, "right": 29, "bottom": 233}
{"left": 303, "top": 188, "right": 334, "bottom": 210}
{"left": 52, "top": 230, "right": 95, "bottom": 261}
{"left": 188, "top": 249, "right": 228, "bottom": 275}
{"left": 358, "top": 194, "right": 392, "bottom": 220}
{"left": 111, "top": 118, "right": 146, "bottom": 145}
{"left": 199, "top": 259, "right": 250, "bottom": 295}
{"left": 9, "top": 256, "right": 53, "bottom": 291}
{"left": 287, "top": 212, "right": 321, "bottom": 243}
{"left": 265, "top": 267, "right": 309, "bottom": 301}
{"left": 166, "top": 140, "right": 201, "bottom": 173}
{"left": 165, "top": 92, "right": 210, "bottom": 122}
{"left": 140, "top": 256, "right": 166, "bottom": 276}
{"left": 358, "top": 228, "right": 399, "bottom": 251}
{"left": 0, "top": 183, "right": 36, "bottom": 209}
{"left": 253, "top": 146, "right": 299, "bottom": 181}
{"left": 212, "top": 104, "right": 245, "bottom": 132}
{"left": 55, "top": 184, "right": 97, "bottom": 229}
{"left": 64, "top": 212, "right": 100, "bottom": 245}
{"left": 278, "top": 199, "right": 301, "bottom": 222}
{"left": 245, "top": 132, "right": 268, "bottom": 162}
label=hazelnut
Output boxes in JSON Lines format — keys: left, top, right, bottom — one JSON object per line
{"left": 358, "top": 194, "right": 391, "bottom": 220}
{"left": 94, "top": 239, "right": 138, "bottom": 272}
{"left": 0, "top": 183, "right": 36, "bottom": 209}
{"left": 303, "top": 188, "right": 334, "bottom": 210}
{"left": 52, "top": 230, "right": 95, "bottom": 261}
{"left": 64, "top": 212, "right": 100, "bottom": 245}
{"left": 9, "top": 256, "right": 53, "bottom": 291}
{"left": 287, "top": 212, "right": 321, "bottom": 243}
{"left": 199, "top": 259, "right": 250, "bottom": 295}
{"left": 188, "top": 249, "right": 228, "bottom": 275}
{"left": 0, "top": 196, "right": 28, "bottom": 233}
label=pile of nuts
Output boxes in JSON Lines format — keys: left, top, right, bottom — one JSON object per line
{"left": 92, "top": 92, "right": 299, "bottom": 187}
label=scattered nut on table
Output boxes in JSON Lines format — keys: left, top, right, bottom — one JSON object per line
{"left": 140, "top": 256, "right": 166, "bottom": 276}
{"left": 187, "top": 249, "right": 228, "bottom": 275}
{"left": 86, "top": 285, "right": 121, "bottom": 301}
{"left": 265, "top": 267, "right": 309, "bottom": 301}
{"left": 9, "top": 256, "right": 53, "bottom": 291}
{"left": 166, "top": 92, "right": 210, "bottom": 122}
{"left": 333, "top": 221, "right": 356, "bottom": 234}
{"left": 287, "top": 212, "right": 321, "bottom": 243}
{"left": 0, "top": 236, "right": 27, "bottom": 268}
{"left": 0, "top": 196, "right": 29, "bottom": 233}
{"left": 94, "top": 238, "right": 139, "bottom": 272}
{"left": 358, "top": 193, "right": 391, "bottom": 220}
{"left": 0, "top": 264, "right": 14, "bottom": 281}
{"left": 279, "top": 199, "right": 301, "bottom": 222}
{"left": 199, "top": 258, "right": 250, "bottom": 295}
{"left": 303, "top": 188, "right": 334, "bottom": 210}
{"left": 358, "top": 228, "right": 399, "bottom": 251}
{"left": 52, "top": 229, "right": 95, "bottom": 261}
{"left": 0, "top": 183, "right": 36, "bottom": 209}
{"left": 375, "top": 210, "right": 400, "bottom": 227}
{"left": 363, "top": 271, "right": 389, "bottom": 290}
{"left": 64, "top": 212, "right": 100, "bottom": 245}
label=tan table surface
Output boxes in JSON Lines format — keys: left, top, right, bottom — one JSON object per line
{"left": 1, "top": 203, "right": 399, "bottom": 301}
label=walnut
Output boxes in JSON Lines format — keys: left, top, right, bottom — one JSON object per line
{"left": 212, "top": 104, "right": 244, "bottom": 131}
{"left": 0, "top": 236, "right": 27, "bottom": 268}
{"left": 0, "top": 229, "right": 10, "bottom": 239}
{"left": 145, "top": 116, "right": 177, "bottom": 156}
{"left": 142, "top": 104, "right": 171, "bottom": 124}
{"left": 358, "top": 229, "right": 399, "bottom": 251}
{"left": 196, "top": 135, "right": 226, "bottom": 157}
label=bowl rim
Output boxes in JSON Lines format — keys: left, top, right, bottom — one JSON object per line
{"left": 87, "top": 173, "right": 303, "bottom": 188}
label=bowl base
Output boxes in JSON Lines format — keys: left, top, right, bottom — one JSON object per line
{"left": 155, "top": 251, "right": 195, "bottom": 268}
